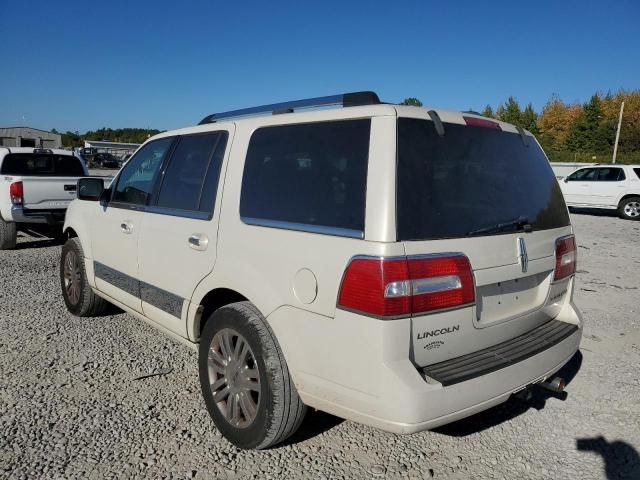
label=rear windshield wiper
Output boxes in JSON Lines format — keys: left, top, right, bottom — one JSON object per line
{"left": 467, "top": 216, "right": 532, "bottom": 236}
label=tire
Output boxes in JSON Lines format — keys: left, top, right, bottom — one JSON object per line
{"left": 617, "top": 196, "right": 640, "bottom": 220}
{"left": 198, "top": 301, "right": 307, "bottom": 449}
{"left": 60, "top": 237, "right": 110, "bottom": 316}
{"left": 0, "top": 215, "right": 17, "bottom": 250}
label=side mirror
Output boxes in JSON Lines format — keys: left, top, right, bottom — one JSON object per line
{"left": 564, "top": 177, "right": 570, "bottom": 183}
{"left": 77, "top": 177, "right": 104, "bottom": 201}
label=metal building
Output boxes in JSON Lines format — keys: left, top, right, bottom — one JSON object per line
{"left": 0, "top": 127, "right": 62, "bottom": 148}
{"left": 83, "top": 140, "right": 140, "bottom": 157}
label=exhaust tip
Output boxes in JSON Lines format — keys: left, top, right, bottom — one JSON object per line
{"left": 540, "top": 376, "right": 566, "bottom": 393}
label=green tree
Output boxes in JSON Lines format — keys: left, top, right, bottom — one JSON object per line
{"left": 497, "top": 96, "right": 522, "bottom": 126}
{"left": 400, "top": 97, "right": 423, "bottom": 107}
{"left": 481, "top": 105, "right": 495, "bottom": 118}
{"left": 521, "top": 103, "right": 538, "bottom": 133}
{"left": 566, "top": 95, "right": 610, "bottom": 152}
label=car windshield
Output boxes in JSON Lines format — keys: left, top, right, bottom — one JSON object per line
{"left": 396, "top": 118, "right": 570, "bottom": 240}
{"left": 1, "top": 153, "right": 84, "bottom": 176}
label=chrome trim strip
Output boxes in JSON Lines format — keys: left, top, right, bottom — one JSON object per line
{"left": 241, "top": 216, "right": 364, "bottom": 239}
{"left": 412, "top": 275, "right": 462, "bottom": 295}
{"left": 145, "top": 206, "right": 211, "bottom": 220}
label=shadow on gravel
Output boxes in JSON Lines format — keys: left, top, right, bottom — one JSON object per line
{"left": 13, "top": 237, "right": 63, "bottom": 250}
{"left": 569, "top": 207, "right": 619, "bottom": 218}
{"left": 281, "top": 409, "right": 344, "bottom": 446}
{"left": 434, "top": 351, "right": 583, "bottom": 437}
{"left": 577, "top": 436, "right": 640, "bottom": 480}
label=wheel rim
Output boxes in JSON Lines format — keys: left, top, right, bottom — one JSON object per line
{"left": 63, "top": 250, "right": 81, "bottom": 305}
{"left": 624, "top": 201, "right": 640, "bottom": 218}
{"left": 208, "top": 328, "right": 261, "bottom": 428}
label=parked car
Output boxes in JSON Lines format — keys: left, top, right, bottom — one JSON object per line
{"left": 0, "top": 147, "right": 88, "bottom": 249}
{"left": 60, "top": 92, "right": 583, "bottom": 449}
{"left": 92, "top": 153, "right": 120, "bottom": 169}
{"left": 560, "top": 164, "right": 640, "bottom": 220}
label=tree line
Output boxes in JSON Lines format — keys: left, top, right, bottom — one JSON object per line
{"left": 55, "top": 128, "right": 163, "bottom": 148}
{"left": 402, "top": 89, "right": 640, "bottom": 163}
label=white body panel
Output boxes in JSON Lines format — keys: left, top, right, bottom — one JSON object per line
{"left": 63, "top": 103, "right": 583, "bottom": 434}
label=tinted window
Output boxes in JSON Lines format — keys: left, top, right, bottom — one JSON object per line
{"left": 597, "top": 167, "right": 625, "bottom": 181}
{"left": 112, "top": 138, "right": 173, "bottom": 206}
{"left": 240, "top": 120, "right": 371, "bottom": 234}
{"left": 567, "top": 168, "right": 598, "bottom": 181}
{"left": 397, "top": 119, "right": 570, "bottom": 240}
{"left": 1, "top": 153, "right": 84, "bottom": 176}
{"left": 634, "top": 168, "right": 640, "bottom": 180}
{"left": 156, "top": 132, "right": 228, "bottom": 213}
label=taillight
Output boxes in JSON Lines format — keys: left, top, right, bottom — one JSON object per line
{"left": 554, "top": 235, "right": 577, "bottom": 281}
{"left": 9, "top": 181, "right": 23, "bottom": 205}
{"left": 463, "top": 116, "right": 501, "bottom": 130}
{"left": 338, "top": 254, "right": 475, "bottom": 318}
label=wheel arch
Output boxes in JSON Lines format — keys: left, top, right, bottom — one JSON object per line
{"left": 618, "top": 193, "right": 640, "bottom": 206}
{"left": 192, "top": 288, "right": 249, "bottom": 342}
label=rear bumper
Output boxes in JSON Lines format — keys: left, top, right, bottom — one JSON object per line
{"left": 11, "top": 206, "right": 66, "bottom": 225}
{"left": 268, "top": 300, "right": 583, "bottom": 435}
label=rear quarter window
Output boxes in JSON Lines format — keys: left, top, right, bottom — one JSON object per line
{"left": 240, "top": 119, "right": 371, "bottom": 236}
{"left": 0, "top": 153, "right": 84, "bottom": 176}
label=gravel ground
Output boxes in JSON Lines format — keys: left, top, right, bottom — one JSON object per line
{"left": 1, "top": 211, "right": 639, "bottom": 480}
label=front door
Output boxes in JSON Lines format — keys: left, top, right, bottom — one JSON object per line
{"left": 91, "top": 137, "right": 174, "bottom": 312}
{"left": 562, "top": 167, "right": 598, "bottom": 205}
{"left": 137, "top": 129, "right": 232, "bottom": 336}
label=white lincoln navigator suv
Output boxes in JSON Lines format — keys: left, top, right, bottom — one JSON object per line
{"left": 60, "top": 92, "right": 583, "bottom": 449}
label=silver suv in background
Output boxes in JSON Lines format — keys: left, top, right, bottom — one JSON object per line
{"left": 60, "top": 92, "right": 582, "bottom": 449}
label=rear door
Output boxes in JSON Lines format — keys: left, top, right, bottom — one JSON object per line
{"left": 588, "top": 167, "right": 627, "bottom": 206}
{"left": 91, "top": 137, "right": 174, "bottom": 312}
{"left": 396, "top": 116, "right": 573, "bottom": 367}
{"left": 136, "top": 128, "right": 232, "bottom": 336}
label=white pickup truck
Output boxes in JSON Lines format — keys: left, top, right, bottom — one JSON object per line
{"left": 0, "top": 147, "right": 88, "bottom": 249}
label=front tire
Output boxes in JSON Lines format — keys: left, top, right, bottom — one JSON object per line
{"left": 198, "top": 301, "right": 307, "bottom": 449}
{"left": 0, "top": 215, "right": 17, "bottom": 250}
{"left": 618, "top": 196, "right": 640, "bottom": 220}
{"left": 60, "top": 238, "right": 110, "bottom": 316}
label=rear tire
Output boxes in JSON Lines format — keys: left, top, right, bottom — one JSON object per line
{"left": 198, "top": 301, "right": 307, "bottom": 449}
{"left": 0, "top": 215, "right": 17, "bottom": 250}
{"left": 617, "top": 196, "right": 640, "bottom": 220}
{"left": 60, "top": 237, "right": 110, "bottom": 316}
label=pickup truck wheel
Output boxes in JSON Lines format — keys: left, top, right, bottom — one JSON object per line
{"left": 60, "top": 238, "right": 110, "bottom": 316}
{"left": 618, "top": 197, "right": 640, "bottom": 220}
{"left": 0, "top": 215, "right": 17, "bottom": 250}
{"left": 198, "top": 301, "right": 307, "bottom": 449}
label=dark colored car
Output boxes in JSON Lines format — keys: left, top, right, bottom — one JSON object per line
{"left": 92, "top": 153, "right": 120, "bottom": 169}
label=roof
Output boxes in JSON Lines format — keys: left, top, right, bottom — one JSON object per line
{"left": 0, "top": 147, "right": 75, "bottom": 156}
{"left": 0, "top": 126, "right": 61, "bottom": 135}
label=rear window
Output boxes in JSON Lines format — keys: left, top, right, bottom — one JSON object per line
{"left": 1, "top": 153, "right": 84, "bottom": 176}
{"left": 397, "top": 118, "right": 569, "bottom": 240}
{"left": 634, "top": 168, "right": 640, "bottom": 180}
{"left": 240, "top": 119, "right": 370, "bottom": 236}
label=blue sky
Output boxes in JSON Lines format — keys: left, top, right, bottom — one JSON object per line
{"left": 1, "top": 0, "right": 638, "bottom": 132}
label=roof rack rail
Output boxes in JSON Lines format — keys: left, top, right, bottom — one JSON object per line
{"left": 198, "top": 91, "right": 380, "bottom": 125}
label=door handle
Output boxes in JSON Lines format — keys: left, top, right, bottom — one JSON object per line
{"left": 188, "top": 233, "right": 209, "bottom": 251}
{"left": 120, "top": 221, "right": 133, "bottom": 234}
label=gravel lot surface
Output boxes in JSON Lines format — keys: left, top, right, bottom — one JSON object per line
{"left": 1, "top": 211, "right": 639, "bottom": 479}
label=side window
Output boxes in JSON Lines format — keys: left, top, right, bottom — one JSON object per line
{"left": 597, "top": 167, "right": 625, "bottom": 181}
{"left": 567, "top": 168, "right": 598, "bottom": 181}
{"left": 634, "top": 168, "right": 640, "bottom": 180}
{"left": 240, "top": 119, "right": 371, "bottom": 235}
{"left": 112, "top": 137, "right": 173, "bottom": 206}
{"left": 155, "top": 131, "right": 228, "bottom": 214}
